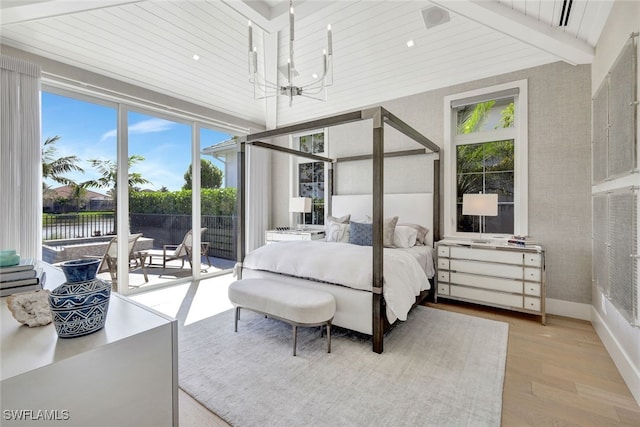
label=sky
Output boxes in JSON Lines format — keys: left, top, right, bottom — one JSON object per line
{"left": 41, "top": 91, "right": 231, "bottom": 193}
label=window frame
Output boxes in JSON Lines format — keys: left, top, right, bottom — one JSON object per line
{"left": 443, "top": 80, "right": 528, "bottom": 238}
{"left": 289, "top": 128, "right": 329, "bottom": 227}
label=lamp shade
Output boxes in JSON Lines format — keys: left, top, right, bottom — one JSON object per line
{"left": 462, "top": 193, "right": 498, "bottom": 216}
{"left": 289, "top": 197, "right": 312, "bottom": 213}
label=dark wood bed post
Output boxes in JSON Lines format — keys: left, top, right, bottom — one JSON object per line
{"left": 366, "top": 107, "right": 385, "bottom": 354}
{"left": 237, "top": 140, "right": 246, "bottom": 278}
{"left": 433, "top": 158, "right": 441, "bottom": 241}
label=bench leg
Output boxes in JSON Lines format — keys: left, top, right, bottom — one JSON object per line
{"left": 292, "top": 325, "right": 297, "bottom": 356}
{"left": 234, "top": 307, "right": 240, "bottom": 332}
{"left": 327, "top": 321, "right": 332, "bottom": 353}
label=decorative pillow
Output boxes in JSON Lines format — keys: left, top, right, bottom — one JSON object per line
{"left": 398, "top": 223, "right": 429, "bottom": 245}
{"left": 349, "top": 221, "right": 373, "bottom": 246}
{"left": 325, "top": 221, "right": 350, "bottom": 243}
{"left": 383, "top": 216, "right": 399, "bottom": 248}
{"left": 327, "top": 214, "right": 350, "bottom": 224}
{"left": 393, "top": 226, "right": 418, "bottom": 248}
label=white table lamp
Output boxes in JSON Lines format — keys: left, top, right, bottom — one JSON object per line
{"left": 462, "top": 193, "right": 498, "bottom": 241}
{"left": 289, "top": 197, "right": 312, "bottom": 230}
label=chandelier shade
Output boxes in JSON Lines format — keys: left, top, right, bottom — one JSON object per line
{"left": 248, "top": 0, "right": 333, "bottom": 106}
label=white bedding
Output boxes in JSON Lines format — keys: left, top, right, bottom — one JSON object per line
{"left": 242, "top": 241, "right": 431, "bottom": 322}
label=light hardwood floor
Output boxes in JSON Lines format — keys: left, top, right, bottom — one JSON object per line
{"left": 426, "top": 301, "right": 640, "bottom": 427}
{"left": 178, "top": 298, "right": 640, "bottom": 426}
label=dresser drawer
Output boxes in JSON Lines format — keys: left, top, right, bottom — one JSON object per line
{"left": 450, "top": 246, "right": 524, "bottom": 265}
{"left": 524, "top": 282, "right": 541, "bottom": 296}
{"left": 450, "top": 259, "right": 523, "bottom": 280}
{"left": 437, "top": 246, "right": 450, "bottom": 257}
{"left": 524, "top": 268, "right": 541, "bottom": 282}
{"left": 437, "top": 258, "right": 449, "bottom": 270}
{"left": 451, "top": 272, "right": 522, "bottom": 293}
{"left": 524, "top": 253, "right": 542, "bottom": 267}
{"left": 450, "top": 285, "right": 524, "bottom": 309}
{"left": 437, "top": 271, "right": 449, "bottom": 283}
{"left": 437, "top": 283, "right": 450, "bottom": 296}
{"left": 524, "top": 297, "right": 541, "bottom": 312}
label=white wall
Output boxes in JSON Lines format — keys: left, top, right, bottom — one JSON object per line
{"left": 590, "top": 0, "right": 640, "bottom": 405}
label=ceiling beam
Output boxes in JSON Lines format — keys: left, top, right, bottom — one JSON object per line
{"left": 430, "top": 0, "right": 594, "bottom": 65}
{"left": 1, "top": 0, "right": 145, "bottom": 26}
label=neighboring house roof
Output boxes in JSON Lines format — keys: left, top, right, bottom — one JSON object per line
{"left": 202, "top": 138, "right": 238, "bottom": 160}
{"left": 51, "top": 185, "right": 110, "bottom": 200}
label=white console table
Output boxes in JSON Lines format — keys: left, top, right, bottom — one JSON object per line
{"left": 1, "top": 264, "right": 178, "bottom": 426}
{"left": 435, "top": 239, "right": 546, "bottom": 325}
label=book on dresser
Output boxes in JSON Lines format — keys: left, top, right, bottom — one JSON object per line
{"left": 0, "top": 264, "right": 45, "bottom": 297}
{"left": 0, "top": 267, "right": 38, "bottom": 282}
{"left": 0, "top": 258, "right": 36, "bottom": 274}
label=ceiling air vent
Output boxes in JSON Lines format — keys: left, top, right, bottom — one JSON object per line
{"left": 559, "top": 0, "right": 573, "bottom": 27}
{"left": 422, "top": 6, "right": 450, "bottom": 30}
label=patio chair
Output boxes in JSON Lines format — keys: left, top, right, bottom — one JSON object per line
{"left": 92, "top": 233, "right": 148, "bottom": 285}
{"left": 147, "top": 228, "right": 211, "bottom": 270}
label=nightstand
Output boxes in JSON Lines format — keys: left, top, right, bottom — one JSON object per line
{"left": 265, "top": 229, "right": 325, "bottom": 244}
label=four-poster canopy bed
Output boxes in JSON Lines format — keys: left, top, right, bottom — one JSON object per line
{"left": 236, "top": 106, "right": 441, "bottom": 353}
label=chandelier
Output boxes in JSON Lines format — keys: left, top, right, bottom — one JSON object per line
{"left": 248, "top": 0, "right": 333, "bottom": 106}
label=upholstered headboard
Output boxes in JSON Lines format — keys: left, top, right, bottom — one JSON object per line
{"left": 331, "top": 193, "right": 434, "bottom": 247}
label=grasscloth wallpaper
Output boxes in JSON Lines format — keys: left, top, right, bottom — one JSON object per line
{"left": 271, "top": 60, "right": 592, "bottom": 305}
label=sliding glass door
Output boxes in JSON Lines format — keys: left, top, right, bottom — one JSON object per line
{"left": 42, "top": 86, "right": 236, "bottom": 294}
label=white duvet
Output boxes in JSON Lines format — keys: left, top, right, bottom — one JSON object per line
{"left": 242, "top": 241, "right": 431, "bottom": 321}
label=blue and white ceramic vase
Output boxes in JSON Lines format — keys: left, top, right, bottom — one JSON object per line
{"left": 48, "top": 258, "right": 111, "bottom": 338}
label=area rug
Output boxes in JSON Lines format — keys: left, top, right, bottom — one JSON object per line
{"left": 179, "top": 306, "right": 508, "bottom": 427}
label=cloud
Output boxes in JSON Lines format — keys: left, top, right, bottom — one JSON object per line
{"left": 100, "top": 118, "right": 175, "bottom": 142}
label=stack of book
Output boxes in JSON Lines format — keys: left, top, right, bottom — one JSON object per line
{"left": 507, "top": 235, "right": 537, "bottom": 247}
{"left": 0, "top": 259, "right": 46, "bottom": 297}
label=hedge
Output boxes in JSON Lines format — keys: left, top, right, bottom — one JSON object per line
{"left": 129, "top": 188, "right": 236, "bottom": 215}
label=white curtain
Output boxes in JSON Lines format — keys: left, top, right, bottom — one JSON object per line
{"left": 245, "top": 145, "right": 271, "bottom": 252}
{"left": 0, "top": 56, "right": 42, "bottom": 259}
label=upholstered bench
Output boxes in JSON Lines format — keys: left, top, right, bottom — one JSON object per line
{"left": 228, "top": 279, "right": 336, "bottom": 356}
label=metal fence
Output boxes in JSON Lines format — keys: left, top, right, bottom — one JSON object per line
{"left": 130, "top": 213, "right": 236, "bottom": 260}
{"left": 43, "top": 213, "right": 237, "bottom": 260}
{"left": 43, "top": 213, "right": 115, "bottom": 240}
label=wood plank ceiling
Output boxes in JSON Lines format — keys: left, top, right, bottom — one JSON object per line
{"left": 0, "top": 0, "right": 613, "bottom": 128}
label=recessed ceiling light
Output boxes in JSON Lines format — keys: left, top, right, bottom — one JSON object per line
{"left": 312, "top": 73, "right": 318, "bottom": 79}
{"left": 406, "top": 40, "right": 414, "bottom": 48}
{"left": 192, "top": 54, "right": 200, "bottom": 61}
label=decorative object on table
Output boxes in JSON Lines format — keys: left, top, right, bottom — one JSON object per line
{"left": 48, "top": 258, "right": 111, "bottom": 338}
{"left": 0, "top": 249, "right": 20, "bottom": 267}
{"left": 289, "top": 197, "right": 312, "bottom": 230}
{"left": 462, "top": 193, "right": 498, "bottom": 242}
{"left": 1, "top": 256, "right": 44, "bottom": 297}
{"left": 6, "top": 289, "right": 53, "bottom": 327}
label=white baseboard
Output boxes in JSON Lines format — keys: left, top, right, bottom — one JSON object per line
{"left": 591, "top": 308, "right": 640, "bottom": 405}
{"left": 545, "top": 298, "right": 591, "bottom": 321}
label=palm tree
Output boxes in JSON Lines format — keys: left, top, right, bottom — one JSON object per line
{"left": 42, "top": 136, "right": 84, "bottom": 185}
{"left": 86, "top": 155, "right": 150, "bottom": 232}
{"left": 86, "top": 155, "right": 150, "bottom": 193}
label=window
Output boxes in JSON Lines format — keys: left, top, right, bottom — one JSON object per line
{"left": 444, "top": 81, "right": 528, "bottom": 237}
{"left": 294, "top": 131, "right": 326, "bottom": 225}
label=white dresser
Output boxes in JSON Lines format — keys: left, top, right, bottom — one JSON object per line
{"left": 435, "top": 239, "right": 546, "bottom": 325}
{"left": 265, "top": 229, "right": 325, "bottom": 243}
{"left": 1, "top": 264, "right": 178, "bottom": 427}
